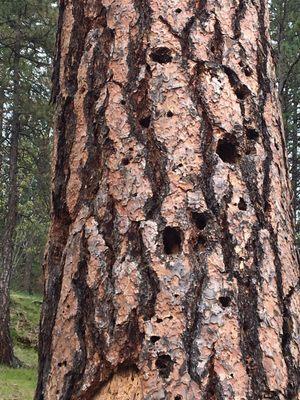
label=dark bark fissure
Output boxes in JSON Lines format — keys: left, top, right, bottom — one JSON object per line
{"left": 36, "top": 2, "right": 103, "bottom": 397}
{"left": 257, "top": 2, "right": 299, "bottom": 396}
{"left": 203, "top": 347, "right": 224, "bottom": 400}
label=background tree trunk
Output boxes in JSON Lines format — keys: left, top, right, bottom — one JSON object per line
{"left": 0, "top": 31, "right": 21, "bottom": 366}
{"left": 36, "top": 1, "right": 300, "bottom": 399}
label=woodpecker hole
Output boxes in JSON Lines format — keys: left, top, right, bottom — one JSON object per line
{"left": 246, "top": 128, "right": 259, "bottom": 141}
{"left": 150, "top": 47, "right": 173, "bottom": 64}
{"left": 150, "top": 336, "right": 160, "bottom": 344}
{"left": 167, "top": 110, "right": 174, "bottom": 117}
{"left": 122, "top": 157, "right": 130, "bottom": 166}
{"left": 219, "top": 296, "right": 231, "bottom": 308}
{"left": 238, "top": 198, "right": 247, "bottom": 211}
{"left": 140, "top": 115, "right": 151, "bottom": 128}
{"left": 156, "top": 354, "right": 174, "bottom": 378}
{"left": 175, "top": 396, "right": 182, "bottom": 400}
{"left": 175, "top": 8, "right": 182, "bottom": 13}
{"left": 163, "top": 227, "right": 182, "bottom": 255}
{"left": 244, "top": 66, "right": 253, "bottom": 76}
{"left": 192, "top": 212, "right": 209, "bottom": 230}
{"left": 216, "top": 138, "right": 239, "bottom": 164}
{"left": 58, "top": 360, "right": 67, "bottom": 368}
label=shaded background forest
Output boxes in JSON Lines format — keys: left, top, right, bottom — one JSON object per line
{"left": 0, "top": 0, "right": 299, "bottom": 297}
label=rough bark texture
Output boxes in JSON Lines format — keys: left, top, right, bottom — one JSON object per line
{"left": 0, "top": 36, "right": 21, "bottom": 366}
{"left": 36, "top": 1, "right": 300, "bottom": 399}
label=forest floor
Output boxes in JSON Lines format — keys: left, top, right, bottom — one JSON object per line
{"left": 0, "top": 292, "right": 41, "bottom": 400}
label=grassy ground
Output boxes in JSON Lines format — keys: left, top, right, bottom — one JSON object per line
{"left": 0, "top": 292, "right": 41, "bottom": 400}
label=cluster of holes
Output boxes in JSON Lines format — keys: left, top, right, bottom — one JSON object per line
{"left": 163, "top": 227, "right": 182, "bottom": 255}
{"left": 156, "top": 354, "right": 174, "bottom": 378}
{"left": 192, "top": 212, "right": 208, "bottom": 230}
{"left": 216, "top": 138, "right": 239, "bottom": 164}
{"left": 150, "top": 47, "right": 173, "bottom": 64}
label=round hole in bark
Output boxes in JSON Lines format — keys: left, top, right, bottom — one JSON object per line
{"left": 175, "top": 396, "right": 182, "bottom": 400}
{"left": 175, "top": 8, "right": 182, "bottom": 13}
{"left": 219, "top": 296, "right": 231, "bottom": 308}
{"left": 156, "top": 354, "right": 174, "bottom": 378}
{"left": 244, "top": 66, "right": 253, "bottom": 76}
{"left": 238, "top": 198, "right": 247, "bottom": 211}
{"left": 167, "top": 110, "right": 174, "bottom": 117}
{"left": 150, "top": 47, "right": 173, "bottom": 64}
{"left": 163, "top": 226, "right": 182, "bottom": 255}
{"left": 140, "top": 115, "right": 151, "bottom": 128}
{"left": 150, "top": 336, "right": 160, "bottom": 344}
{"left": 246, "top": 128, "right": 259, "bottom": 141}
{"left": 216, "top": 138, "right": 239, "bottom": 164}
{"left": 192, "top": 211, "right": 209, "bottom": 230}
{"left": 156, "top": 317, "right": 163, "bottom": 323}
{"left": 120, "top": 99, "right": 126, "bottom": 105}
{"left": 122, "top": 157, "right": 130, "bottom": 166}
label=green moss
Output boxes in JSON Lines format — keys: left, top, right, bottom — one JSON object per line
{"left": 0, "top": 292, "right": 41, "bottom": 400}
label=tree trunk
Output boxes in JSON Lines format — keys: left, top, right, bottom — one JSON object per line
{"left": 36, "top": 1, "right": 300, "bottom": 399}
{"left": 0, "top": 86, "right": 4, "bottom": 174}
{"left": 291, "top": 110, "right": 298, "bottom": 219}
{"left": 0, "top": 33, "right": 21, "bottom": 366}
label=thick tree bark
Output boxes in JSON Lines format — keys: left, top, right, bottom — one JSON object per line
{"left": 0, "top": 33, "right": 21, "bottom": 366}
{"left": 36, "top": 1, "right": 300, "bottom": 399}
{"left": 0, "top": 86, "right": 4, "bottom": 174}
{"left": 291, "top": 112, "right": 298, "bottom": 219}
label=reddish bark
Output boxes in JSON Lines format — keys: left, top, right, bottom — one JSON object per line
{"left": 36, "top": 1, "right": 300, "bottom": 399}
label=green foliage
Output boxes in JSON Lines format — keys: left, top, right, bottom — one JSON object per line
{"left": 0, "top": 292, "right": 41, "bottom": 400}
{"left": 0, "top": 0, "right": 57, "bottom": 293}
{"left": 269, "top": 0, "right": 300, "bottom": 225}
